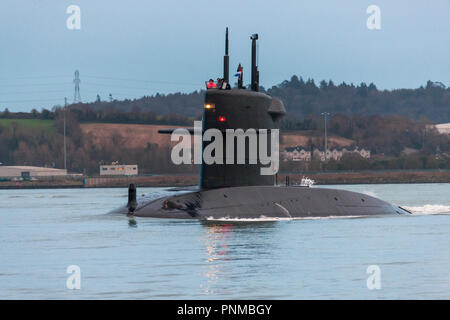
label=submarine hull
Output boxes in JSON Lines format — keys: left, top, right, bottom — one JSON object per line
{"left": 111, "top": 186, "right": 410, "bottom": 219}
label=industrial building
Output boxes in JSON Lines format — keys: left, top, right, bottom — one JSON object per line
{"left": 0, "top": 166, "right": 68, "bottom": 179}
{"left": 436, "top": 123, "right": 450, "bottom": 136}
{"left": 100, "top": 164, "right": 138, "bottom": 176}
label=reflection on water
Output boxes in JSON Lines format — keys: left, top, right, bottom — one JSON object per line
{"left": 204, "top": 224, "right": 233, "bottom": 263}
{"left": 128, "top": 217, "right": 137, "bottom": 228}
{"left": 200, "top": 222, "right": 279, "bottom": 296}
{"left": 202, "top": 224, "right": 232, "bottom": 295}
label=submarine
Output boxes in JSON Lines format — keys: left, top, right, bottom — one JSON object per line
{"left": 110, "top": 29, "right": 411, "bottom": 220}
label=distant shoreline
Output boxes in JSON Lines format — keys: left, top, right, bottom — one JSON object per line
{"left": 0, "top": 170, "right": 449, "bottom": 189}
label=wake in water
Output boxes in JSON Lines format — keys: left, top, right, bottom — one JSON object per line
{"left": 402, "top": 204, "right": 450, "bottom": 215}
{"left": 205, "top": 215, "right": 366, "bottom": 222}
{"left": 205, "top": 204, "right": 450, "bottom": 221}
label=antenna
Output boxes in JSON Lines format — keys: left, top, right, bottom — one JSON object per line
{"left": 223, "top": 27, "right": 229, "bottom": 83}
{"left": 250, "top": 34, "right": 259, "bottom": 91}
{"left": 321, "top": 112, "right": 330, "bottom": 161}
{"left": 73, "top": 70, "right": 81, "bottom": 103}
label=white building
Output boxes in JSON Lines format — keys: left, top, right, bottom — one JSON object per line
{"left": 435, "top": 123, "right": 450, "bottom": 136}
{"left": 0, "top": 166, "right": 68, "bottom": 178}
{"left": 100, "top": 164, "right": 138, "bottom": 176}
{"left": 282, "top": 147, "right": 311, "bottom": 161}
{"left": 312, "top": 147, "right": 371, "bottom": 161}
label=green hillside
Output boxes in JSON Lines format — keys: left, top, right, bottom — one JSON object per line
{"left": 0, "top": 119, "right": 55, "bottom": 132}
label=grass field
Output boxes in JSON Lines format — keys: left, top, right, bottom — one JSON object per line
{"left": 81, "top": 123, "right": 355, "bottom": 150}
{"left": 0, "top": 119, "right": 354, "bottom": 149}
{"left": 0, "top": 119, "right": 55, "bottom": 132}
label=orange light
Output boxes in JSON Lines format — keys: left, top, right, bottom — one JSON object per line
{"left": 204, "top": 103, "right": 215, "bottom": 110}
{"left": 218, "top": 116, "right": 226, "bottom": 122}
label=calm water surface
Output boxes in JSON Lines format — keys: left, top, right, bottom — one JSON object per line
{"left": 1, "top": 183, "right": 449, "bottom": 299}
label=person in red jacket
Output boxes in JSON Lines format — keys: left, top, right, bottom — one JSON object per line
{"left": 206, "top": 79, "right": 218, "bottom": 89}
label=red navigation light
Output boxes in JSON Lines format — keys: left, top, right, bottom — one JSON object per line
{"left": 218, "top": 116, "right": 226, "bottom": 122}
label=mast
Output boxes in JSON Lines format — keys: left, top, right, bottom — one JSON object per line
{"left": 223, "top": 27, "right": 229, "bottom": 83}
{"left": 250, "top": 34, "right": 259, "bottom": 91}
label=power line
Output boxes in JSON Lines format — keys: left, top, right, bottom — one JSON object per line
{"left": 0, "top": 82, "right": 72, "bottom": 87}
{"left": 0, "top": 98, "right": 63, "bottom": 103}
{"left": 0, "top": 76, "right": 201, "bottom": 90}
{"left": 82, "top": 82, "right": 159, "bottom": 90}
{"left": 0, "top": 74, "right": 68, "bottom": 79}
{"left": 83, "top": 75, "right": 200, "bottom": 86}
{"left": 82, "top": 81, "right": 202, "bottom": 91}
{"left": 0, "top": 81, "right": 198, "bottom": 92}
{"left": 0, "top": 89, "right": 72, "bottom": 95}
{"left": 0, "top": 72, "right": 204, "bottom": 108}
{"left": 81, "top": 90, "right": 155, "bottom": 97}
{"left": 0, "top": 75, "right": 69, "bottom": 81}
{"left": 0, "top": 73, "right": 201, "bottom": 86}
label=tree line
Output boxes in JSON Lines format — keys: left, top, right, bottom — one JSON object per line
{"left": 61, "top": 76, "right": 450, "bottom": 123}
{"left": 2, "top": 75, "right": 448, "bottom": 124}
{"left": 269, "top": 76, "right": 450, "bottom": 123}
{"left": 0, "top": 105, "right": 193, "bottom": 126}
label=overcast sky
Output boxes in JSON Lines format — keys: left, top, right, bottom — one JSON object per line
{"left": 1, "top": 0, "right": 449, "bottom": 111}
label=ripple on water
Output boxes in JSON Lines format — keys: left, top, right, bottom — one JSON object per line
{"left": 1, "top": 184, "right": 449, "bottom": 299}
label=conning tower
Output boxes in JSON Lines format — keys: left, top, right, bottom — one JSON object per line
{"left": 200, "top": 30, "right": 286, "bottom": 189}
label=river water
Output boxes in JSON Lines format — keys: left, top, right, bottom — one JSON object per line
{"left": 1, "top": 183, "right": 449, "bottom": 299}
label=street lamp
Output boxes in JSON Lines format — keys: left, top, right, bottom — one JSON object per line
{"left": 64, "top": 97, "right": 67, "bottom": 171}
{"left": 321, "top": 112, "right": 330, "bottom": 161}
